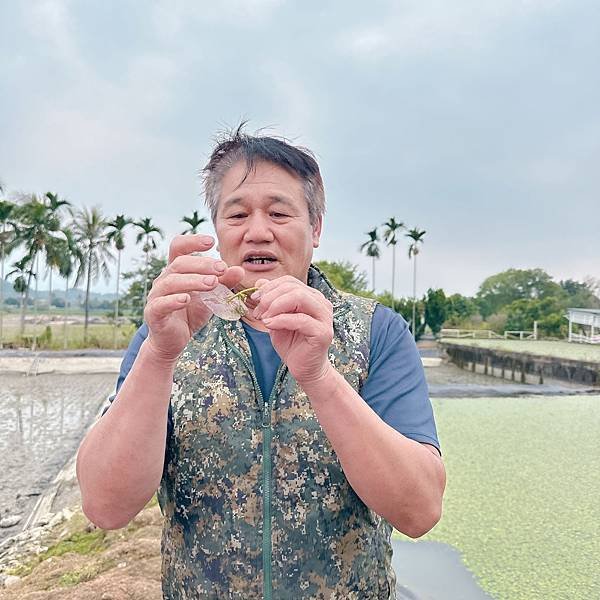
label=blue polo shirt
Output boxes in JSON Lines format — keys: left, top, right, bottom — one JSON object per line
{"left": 106, "top": 304, "right": 440, "bottom": 452}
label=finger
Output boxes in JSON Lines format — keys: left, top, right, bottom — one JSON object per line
{"left": 254, "top": 281, "right": 305, "bottom": 307}
{"left": 218, "top": 265, "right": 245, "bottom": 289}
{"left": 148, "top": 273, "right": 219, "bottom": 300}
{"left": 254, "top": 282, "right": 326, "bottom": 315}
{"left": 168, "top": 234, "right": 214, "bottom": 264}
{"left": 168, "top": 254, "right": 228, "bottom": 276}
{"left": 262, "top": 313, "right": 327, "bottom": 338}
{"left": 145, "top": 293, "right": 190, "bottom": 320}
{"left": 252, "top": 275, "right": 301, "bottom": 298}
{"left": 258, "top": 289, "right": 329, "bottom": 321}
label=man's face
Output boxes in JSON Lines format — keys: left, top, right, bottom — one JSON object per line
{"left": 215, "top": 160, "right": 322, "bottom": 290}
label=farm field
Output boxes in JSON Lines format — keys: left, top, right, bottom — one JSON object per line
{"left": 441, "top": 338, "right": 600, "bottom": 364}
{"left": 395, "top": 394, "right": 600, "bottom": 599}
{"left": 0, "top": 312, "right": 137, "bottom": 350}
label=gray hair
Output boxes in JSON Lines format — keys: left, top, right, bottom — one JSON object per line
{"left": 201, "top": 124, "right": 325, "bottom": 226}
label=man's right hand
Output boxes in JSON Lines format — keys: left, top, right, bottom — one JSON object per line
{"left": 144, "top": 234, "right": 244, "bottom": 363}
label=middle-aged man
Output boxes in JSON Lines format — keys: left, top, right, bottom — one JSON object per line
{"left": 77, "top": 126, "right": 446, "bottom": 600}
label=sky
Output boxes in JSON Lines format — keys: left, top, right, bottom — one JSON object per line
{"left": 1, "top": 0, "right": 599, "bottom": 298}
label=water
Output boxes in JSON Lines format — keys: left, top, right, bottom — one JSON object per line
{"left": 0, "top": 373, "right": 115, "bottom": 544}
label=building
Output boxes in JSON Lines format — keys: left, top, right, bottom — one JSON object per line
{"left": 566, "top": 308, "right": 600, "bottom": 344}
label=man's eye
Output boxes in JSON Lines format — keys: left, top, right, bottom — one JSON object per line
{"left": 272, "top": 213, "right": 289, "bottom": 218}
{"left": 229, "top": 213, "right": 246, "bottom": 219}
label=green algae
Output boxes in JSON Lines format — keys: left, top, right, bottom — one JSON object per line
{"left": 395, "top": 395, "right": 600, "bottom": 599}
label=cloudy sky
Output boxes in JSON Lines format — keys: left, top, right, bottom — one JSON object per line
{"left": 1, "top": 0, "right": 598, "bottom": 297}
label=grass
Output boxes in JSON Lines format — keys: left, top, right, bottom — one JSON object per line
{"left": 441, "top": 338, "right": 600, "bottom": 364}
{"left": 6, "top": 528, "right": 109, "bottom": 578}
{"left": 4, "top": 495, "right": 159, "bottom": 585}
{"left": 396, "top": 395, "right": 600, "bottom": 599}
{"left": 0, "top": 322, "right": 137, "bottom": 350}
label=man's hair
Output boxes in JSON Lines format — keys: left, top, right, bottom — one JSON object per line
{"left": 201, "top": 123, "right": 325, "bottom": 226}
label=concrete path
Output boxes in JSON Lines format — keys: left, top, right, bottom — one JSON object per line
{"left": 392, "top": 540, "right": 493, "bottom": 599}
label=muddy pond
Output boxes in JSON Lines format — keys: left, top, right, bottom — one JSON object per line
{"left": 0, "top": 373, "right": 115, "bottom": 545}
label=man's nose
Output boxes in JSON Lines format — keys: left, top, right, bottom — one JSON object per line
{"left": 243, "top": 213, "right": 274, "bottom": 243}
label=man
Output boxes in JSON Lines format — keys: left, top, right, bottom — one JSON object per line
{"left": 77, "top": 127, "right": 446, "bottom": 599}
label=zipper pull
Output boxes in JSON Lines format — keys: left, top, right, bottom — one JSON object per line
{"left": 262, "top": 400, "right": 271, "bottom": 428}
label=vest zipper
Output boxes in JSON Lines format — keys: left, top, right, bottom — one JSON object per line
{"left": 219, "top": 303, "right": 348, "bottom": 599}
{"left": 220, "top": 328, "right": 286, "bottom": 600}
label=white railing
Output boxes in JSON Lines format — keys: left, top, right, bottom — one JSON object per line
{"left": 570, "top": 332, "right": 600, "bottom": 344}
{"left": 441, "top": 329, "right": 504, "bottom": 339}
{"left": 504, "top": 330, "right": 536, "bottom": 340}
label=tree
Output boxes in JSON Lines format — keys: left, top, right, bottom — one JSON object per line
{"left": 424, "top": 288, "right": 448, "bottom": 336}
{"left": 505, "top": 296, "right": 566, "bottom": 337}
{"left": 382, "top": 217, "right": 404, "bottom": 301}
{"left": 476, "top": 268, "right": 562, "bottom": 319}
{"left": 106, "top": 215, "right": 132, "bottom": 348}
{"left": 181, "top": 210, "right": 208, "bottom": 234}
{"left": 559, "top": 279, "right": 600, "bottom": 309}
{"left": 7, "top": 257, "right": 35, "bottom": 338}
{"left": 313, "top": 260, "right": 369, "bottom": 295}
{"left": 122, "top": 255, "right": 167, "bottom": 327}
{"left": 445, "top": 293, "right": 478, "bottom": 326}
{"left": 12, "top": 194, "right": 63, "bottom": 335}
{"left": 134, "top": 217, "right": 164, "bottom": 307}
{"left": 71, "top": 207, "right": 114, "bottom": 344}
{"left": 406, "top": 227, "right": 426, "bottom": 335}
{"left": 57, "top": 229, "right": 84, "bottom": 349}
{"left": 0, "top": 198, "right": 18, "bottom": 348}
{"left": 359, "top": 228, "right": 381, "bottom": 292}
{"left": 43, "top": 192, "right": 71, "bottom": 309}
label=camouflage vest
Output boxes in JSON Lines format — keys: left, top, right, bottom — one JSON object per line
{"left": 157, "top": 266, "right": 396, "bottom": 599}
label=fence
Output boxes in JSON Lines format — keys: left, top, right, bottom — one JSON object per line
{"left": 570, "top": 332, "right": 600, "bottom": 345}
{"left": 442, "top": 321, "right": 538, "bottom": 341}
{"left": 441, "top": 329, "right": 504, "bottom": 339}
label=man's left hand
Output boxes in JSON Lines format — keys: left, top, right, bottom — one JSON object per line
{"left": 251, "top": 276, "right": 333, "bottom": 386}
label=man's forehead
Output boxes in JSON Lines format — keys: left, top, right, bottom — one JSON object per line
{"left": 222, "top": 160, "right": 302, "bottom": 189}
{"left": 219, "top": 160, "right": 305, "bottom": 206}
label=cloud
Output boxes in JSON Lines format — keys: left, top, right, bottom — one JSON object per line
{"left": 151, "top": 0, "right": 285, "bottom": 36}
{"left": 337, "top": 1, "right": 566, "bottom": 61}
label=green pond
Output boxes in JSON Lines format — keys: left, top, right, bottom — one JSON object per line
{"left": 395, "top": 394, "right": 600, "bottom": 599}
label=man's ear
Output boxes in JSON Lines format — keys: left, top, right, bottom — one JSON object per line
{"left": 312, "top": 215, "right": 323, "bottom": 248}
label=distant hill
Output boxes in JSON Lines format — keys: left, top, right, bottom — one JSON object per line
{"left": 1, "top": 278, "right": 117, "bottom": 303}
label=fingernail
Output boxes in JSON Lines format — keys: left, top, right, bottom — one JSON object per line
{"left": 203, "top": 275, "right": 217, "bottom": 285}
{"left": 253, "top": 308, "right": 262, "bottom": 319}
{"left": 200, "top": 235, "right": 213, "bottom": 244}
{"left": 250, "top": 290, "right": 261, "bottom": 300}
{"left": 177, "top": 294, "right": 189, "bottom": 303}
{"left": 214, "top": 261, "right": 227, "bottom": 272}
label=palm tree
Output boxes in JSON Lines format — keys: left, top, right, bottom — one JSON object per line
{"left": 44, "top": 192, "right": 71, "bottom": 309}
{"left": 382, "top": 217, "right": 405, "bottom": 301}
{"left": 71, "top": 207, "right": 114, "bottom": 344}
{"left": 7, "top": 257, "right": 35, "bottom": 338}
{"left": 106, "top": 215, "right": 132, "bottom": 348}
{"left": 12, "top": 194, "right": 62, "bottom": 335}
{"left": 181, "top": 210, "right": 207, "bottom": 234}
{"left": 406, "top": 228, "right": 426, "bottom": 335}
{"left": 0, "top": 198, "right": 18, "bottom": 348}
{"left": 134, "top": 217, "right": 164, "bottom": 307}
{"left": 360, "top": 228, "right": 381, "bottom": 292}
{"left": 57, "top": 229, "right": 84, "bottom": 349}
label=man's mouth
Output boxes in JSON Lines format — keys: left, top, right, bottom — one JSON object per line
{"left": 243, "top": 254, "right": 278, "bottom": 265}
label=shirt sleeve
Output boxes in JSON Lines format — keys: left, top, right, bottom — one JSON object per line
{"left": 360, "top": 304, "right": 441, "bottom": 453}
{"left": 101, "top": 323, "right": 150, "bottom": 415}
